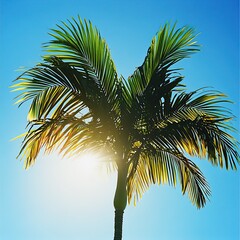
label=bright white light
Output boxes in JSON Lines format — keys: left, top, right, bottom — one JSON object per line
{"left": 26, "top": 151, "right": 117, "bottom": 221}
{"left": 78, "top": 152, "right": 100, "bottom": 172}
{"left": 76, "top": 150, "right": 116, "bottom": 175}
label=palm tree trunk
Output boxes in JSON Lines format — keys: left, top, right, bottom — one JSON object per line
{"left": 113, "top": 164, "right": 127, "bottom": 240}
{"left": 114, "top": 209, "right": 124, "bottom": 240}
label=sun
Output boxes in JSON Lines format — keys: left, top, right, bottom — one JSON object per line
{"left": 76, "top": 149, "right": 116, "bottom": 174}
{"left": 31, "top": 151, "right": 117, "bottom": 221}
{"left": 79, "top": 152, "right": 100, "bottom": 170}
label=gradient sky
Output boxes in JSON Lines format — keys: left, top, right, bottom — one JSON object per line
{"left": 0, "top": 0, "right": 239, "bottom": 240}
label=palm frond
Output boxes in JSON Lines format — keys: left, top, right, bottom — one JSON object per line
{"left": 44, "top": 16, "right": 118, "bottom": 105}
{"left": 17, "top": 110, "right": 116, "bottom": 168}
{"left": 147, "top": 92, "right": 240, "bottom": 169}
{"left": 126, "top": 23, "right": 198, "bottom": 99}
{"left": 127, "top": 149, "right": 210, "bottom": 208}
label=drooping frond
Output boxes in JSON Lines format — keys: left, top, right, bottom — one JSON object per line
{"left": 126, "top": 86, "right": 239, "bottom": 207}
{"left": 127, "top": 149, "right": 211, "bottom": 208}
{"left": 147, "top": 90, "right": 240, "bottom": 170}
{"left": 13, "top": 55, "right": 117, "bottom": 124}
{"left": 18, "top": 111, "right": 116, "bottom": 168}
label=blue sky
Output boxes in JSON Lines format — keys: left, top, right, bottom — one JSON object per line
{"left": 0, "top": 0, "right": 239, "bottom": 240}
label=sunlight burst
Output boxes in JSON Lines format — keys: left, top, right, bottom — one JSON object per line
{"left": 78, "top": 152, "right": 100, "bottom": 171}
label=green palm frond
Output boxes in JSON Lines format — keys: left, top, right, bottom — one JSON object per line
{"left": 12, "top": 61, "right": 88, "bottom": 121}
{"left": 12, "top": 57, "right": 110, "bottom": 120}
{"left": 13, "top": 16, "right": 119, "bottom": 129}
{"left": 44, "top": 16, "right": 118, "bottom": 104}
{"left": 145, "top": 90, "right": 240, "bottom": 169}
{"left": 127, "top": 23, "right": 198, "bottom": 99}
{"left": 170, "top": 89, "right": 234, "bottom": 120}
{"left": 151, "top": 117, "right": 239, "bottom": 169}
{"left": 126, "top": 85, "right": 239, "bottom": 207}
{"left": 127, "top": 149, "right": 210, "bottom": 208}
{"left": 123, "top": 24, "right": 199, "bottom": 134}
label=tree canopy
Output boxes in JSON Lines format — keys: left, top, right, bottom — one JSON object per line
{"left": 13, "top": 17, "right": 239, "bottom": 211}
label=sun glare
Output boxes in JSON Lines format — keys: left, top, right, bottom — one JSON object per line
{"left": 78, "top": 152, "right": 100, "bottom": 171}
{"left": 30, "top": 151, "right": 117, "bottom": 221}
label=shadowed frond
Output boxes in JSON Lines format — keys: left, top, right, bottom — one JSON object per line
{"left": 12, "top": 56, "right": 116, "bottom": 121}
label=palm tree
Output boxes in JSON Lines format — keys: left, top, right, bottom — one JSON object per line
{"left": 13, "top": 16, "right": 239, "bottom": 240}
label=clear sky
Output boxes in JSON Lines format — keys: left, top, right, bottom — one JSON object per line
{"left": 0, "top": 0, "right": 239, "bottom": 240}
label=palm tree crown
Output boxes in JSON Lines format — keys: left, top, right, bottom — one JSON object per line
{"left": 13, "top": 16, "right": 239, "bottom": 239}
